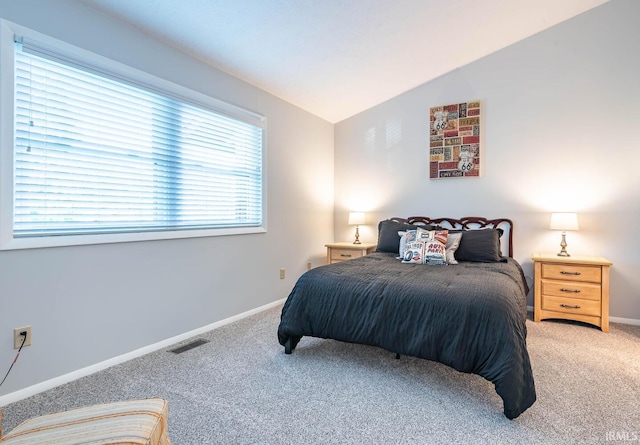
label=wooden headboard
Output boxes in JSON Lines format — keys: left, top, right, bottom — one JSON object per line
{"left": 389, "top": 216, "right": 514, "bottom": 258}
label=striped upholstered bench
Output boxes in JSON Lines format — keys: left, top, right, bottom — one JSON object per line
{"left": 0, "top": 398, "right": 170, "bottom": 444}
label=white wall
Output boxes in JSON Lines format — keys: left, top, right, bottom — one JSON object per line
{"left": 0, "top": 0, "right": 334, "bottom": 399}
{"left": 334, "top": 0, "right": 640, "bottom": 321}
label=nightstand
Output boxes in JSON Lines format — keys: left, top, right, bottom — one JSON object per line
{"left": 325, "top": 242, "right": 376, "bottom": 264}
{"left": 532, "top": 253, "right": 612, "bottom": 332}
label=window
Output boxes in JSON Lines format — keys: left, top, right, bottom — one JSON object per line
{"left": 0, "top": 22, "right": 265, "bottom": 250}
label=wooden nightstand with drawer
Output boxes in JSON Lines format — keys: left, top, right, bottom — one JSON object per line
{"left": 325, "top": 242, "right": 376, "bottom": 264}
{"left": 532, "top": 253, "right": 612, "bottom": 332}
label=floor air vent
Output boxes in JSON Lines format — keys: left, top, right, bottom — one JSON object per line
{"left": 170, "top": 339, "right": 209, "bottom": 354}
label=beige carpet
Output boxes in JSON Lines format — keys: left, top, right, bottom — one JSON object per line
{"left": 1, "top": 306, "right": 638, "bottom": 444}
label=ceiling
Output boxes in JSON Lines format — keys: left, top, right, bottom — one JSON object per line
{"left": 79, "top": 0, "right": 609, "bottom": 123}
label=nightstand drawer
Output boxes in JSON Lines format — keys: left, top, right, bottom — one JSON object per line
{"left": 542, "top": 295, "right": 601, "bottom": 317}
{"left": 541, "top": 280, "right": 601, "bottom": 301}
{"left": 326, "top": 242, "right": 377, "bottom": 264}
{"left": 330, "top": 248, "right": 364, "bottom": 261}
{"left": 541, "top": 263, "right": 601, "bottom": 283}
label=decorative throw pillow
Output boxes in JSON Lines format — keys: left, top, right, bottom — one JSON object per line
{"left": 398, "top": 229, "right": 418, "bottom": 259}
{"left": 420, "top": 229, "right": 448, "bottom": 265}
{"left": 454, "top": 228, "right": 504, "bottom": 263}
{"left": 402, "top": 228, "right": 448, "bottom": 265}
{"left": 402, "top": 240, "right": 424, "bottom": 263}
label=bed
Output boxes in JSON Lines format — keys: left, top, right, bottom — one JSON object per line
{"left": 277, "top": 216, "right": 536, "bottom": 419}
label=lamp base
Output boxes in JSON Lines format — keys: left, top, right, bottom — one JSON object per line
{"left": 353, "top": 226, "right": 361, "bottom": 244}
{"left": 557, "top": 231, "right": 570, "bottom": 257}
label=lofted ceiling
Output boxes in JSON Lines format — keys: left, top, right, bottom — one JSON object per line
{"left": 79, "top": 0, "right": 609, "bottom": 123}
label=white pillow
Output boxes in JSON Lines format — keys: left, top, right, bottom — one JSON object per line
{"left": 445, "top": 232, "right": 463, "bottom": 264}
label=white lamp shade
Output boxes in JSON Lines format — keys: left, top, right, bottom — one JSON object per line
{"left": 348, "top": 212, "right": 366, "bottom": 225}
{"left": 549, "top": 212, "right": 579, "bottom": 231}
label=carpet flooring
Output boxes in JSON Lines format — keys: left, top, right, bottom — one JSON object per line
{"left": 1, "top": 305, "right": 639, "bottom": 444}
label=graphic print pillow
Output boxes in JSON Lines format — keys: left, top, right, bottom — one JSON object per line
{"left": 420, "top": 229, "right": 449, "bottom": 265}
{"left": 398, "top": 229, "right": 418, "bottom": 259}
{"left": 402, "top": 229, "right": 448, "bottom": 265}
{"left": 402, "top": 240, "right": 424, "bottom": 263}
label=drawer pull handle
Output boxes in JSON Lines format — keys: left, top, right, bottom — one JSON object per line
{"left": 560, "top": 271, "right": 581, "bottom": 275}
{"left": 340, "top": 254, "right": 352, "bottom": 257}
{"left": 560, "top": 303, "right": 581, "bottom": 309}
{"left": 560, "top": 288, "right": 581, "bottom": 293}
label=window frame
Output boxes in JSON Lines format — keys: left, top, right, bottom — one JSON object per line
{"left": 0, "top": 20, "right": 267, "bottom": 251}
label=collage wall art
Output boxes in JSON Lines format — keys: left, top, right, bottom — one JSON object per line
{"left": 429, "top": 101, "right": 481, "bottom": 179}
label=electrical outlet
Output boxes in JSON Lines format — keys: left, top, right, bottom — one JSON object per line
{"left": 307, "top": 262, "right": 312, "bottom": 271}
{"left": 14, "top": 326, "right": 32, "bottom": 349}
{"left": 280, "top": 268, "right": 285, "bottom": 279}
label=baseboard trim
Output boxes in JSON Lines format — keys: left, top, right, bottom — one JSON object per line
{"left": 610, "top": 315, "right": 640, "bottom": 326}
{"left": 0, "top": 298, "right": 286, "bottom": 407}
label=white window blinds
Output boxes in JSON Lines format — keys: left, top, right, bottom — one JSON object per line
{"left": 13, "top": 37, "right": 264, "bottom": 238}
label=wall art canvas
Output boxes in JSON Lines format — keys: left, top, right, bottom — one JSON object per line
{"left": 429, "top": 101, "right": 480, "bottom": 179}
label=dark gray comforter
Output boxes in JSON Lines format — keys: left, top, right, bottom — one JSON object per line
{"left": 277, "top": 252, "right": 536, "bottom": 419}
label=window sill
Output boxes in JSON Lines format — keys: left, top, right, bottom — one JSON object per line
{"left": 0, "top": 226, "right": 266, "bottom": 251}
